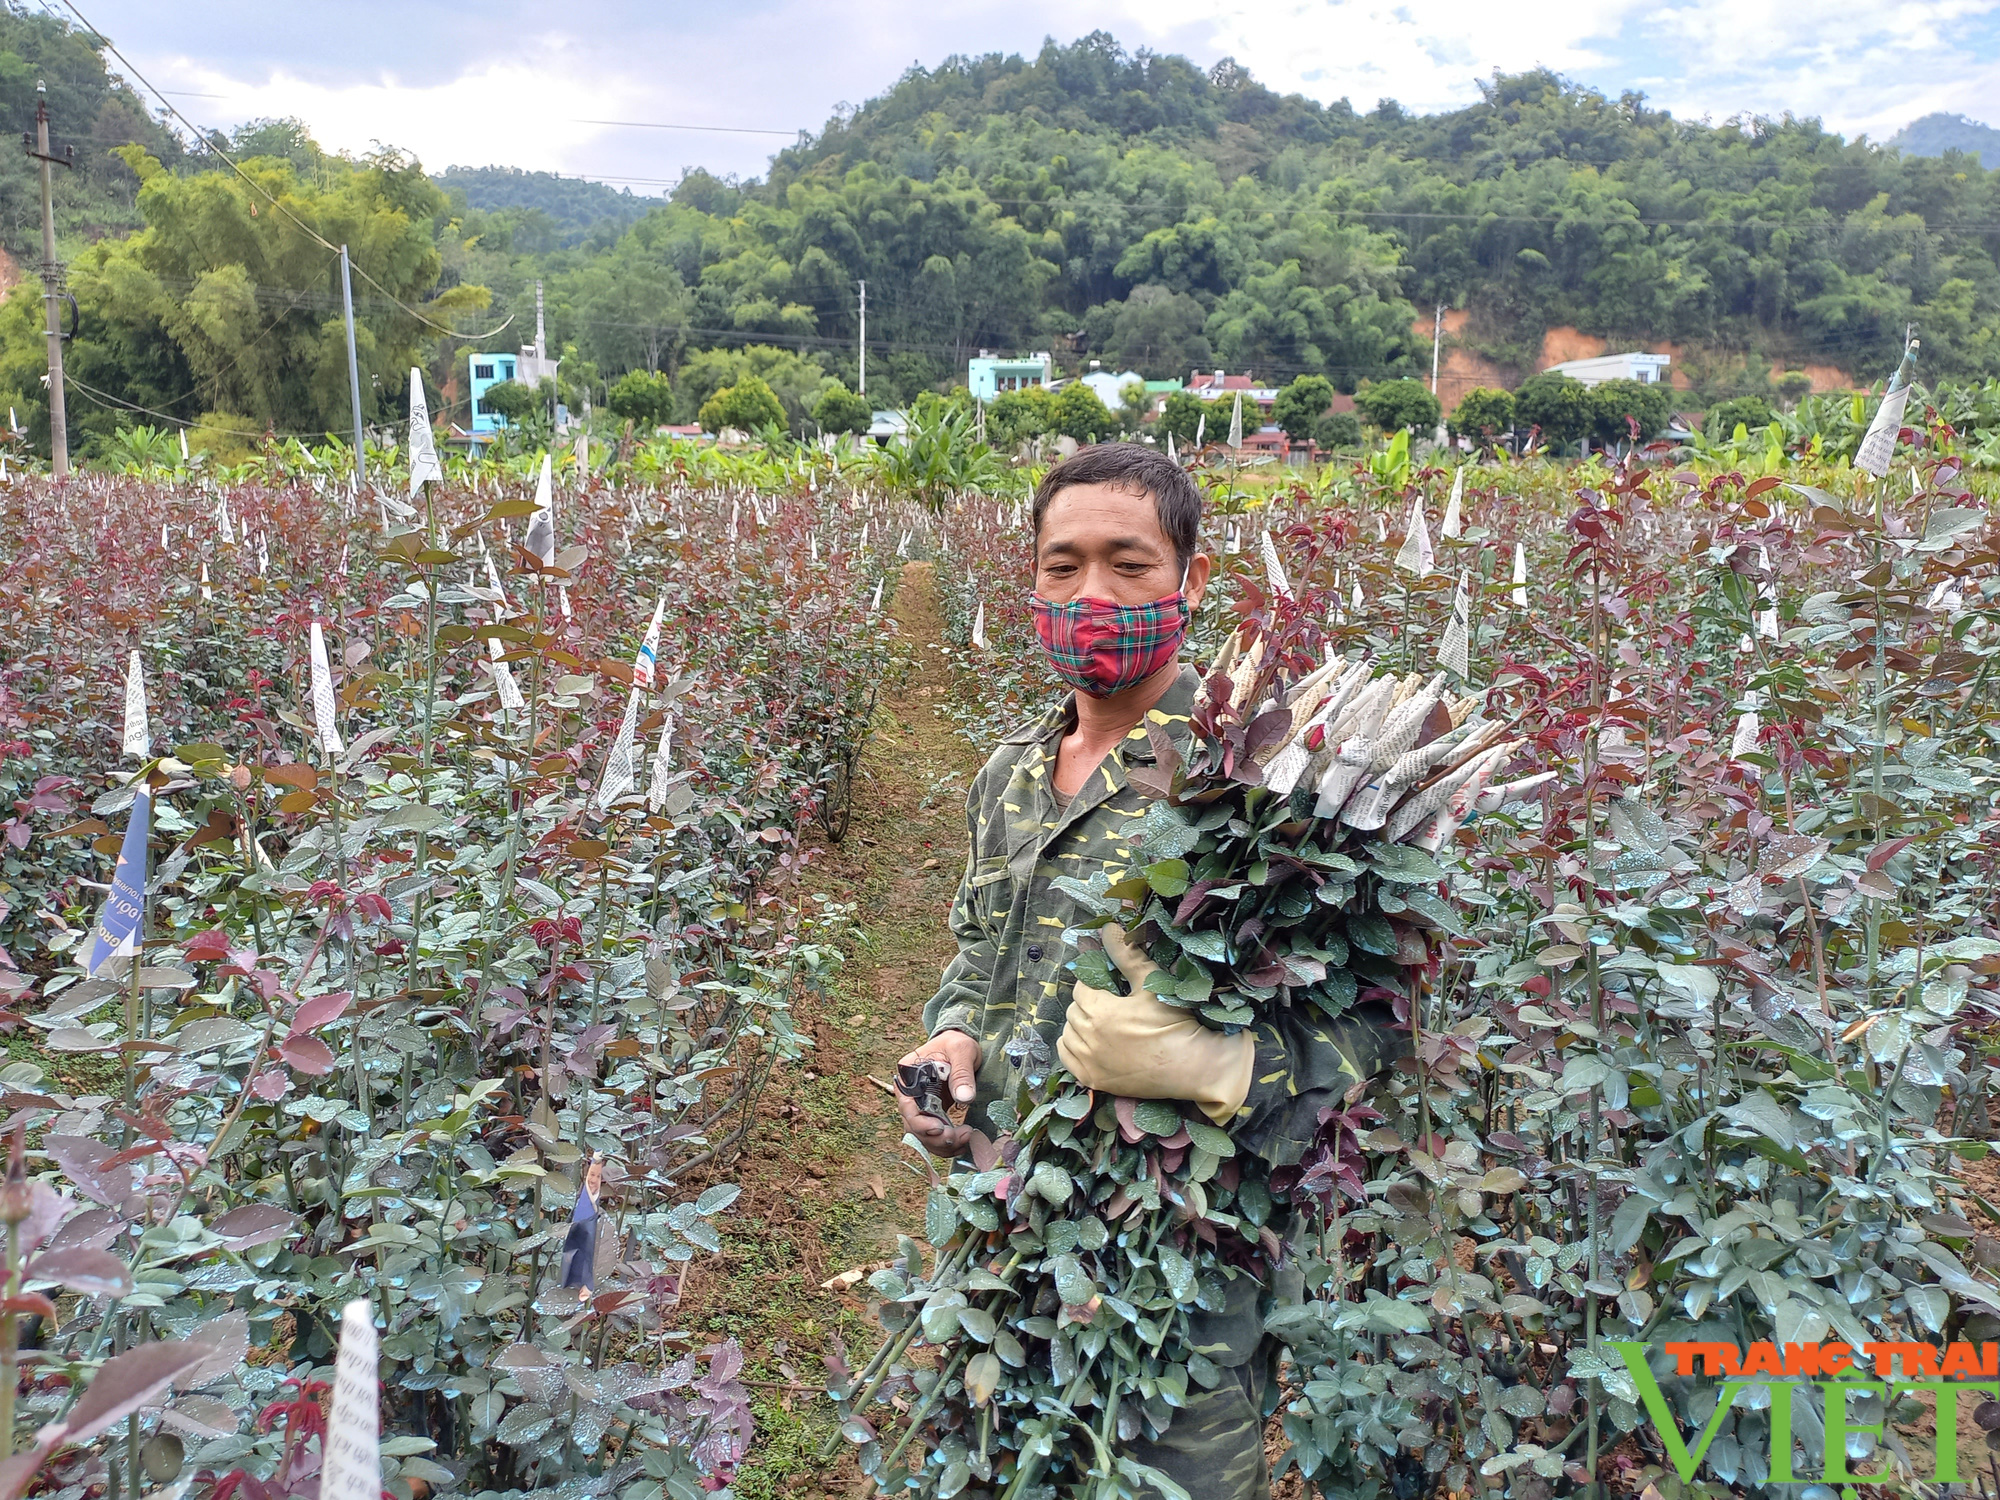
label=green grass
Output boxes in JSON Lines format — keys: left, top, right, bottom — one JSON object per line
{"left": 731, "top": 1392, "right": 841, "bottom": 1500}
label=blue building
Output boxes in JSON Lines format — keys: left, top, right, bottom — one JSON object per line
{"left": 967, "top": 351, "right": 1053, "bottom": 404}
{"left": 468, "top": 352, "right": 521, "bottom": 434}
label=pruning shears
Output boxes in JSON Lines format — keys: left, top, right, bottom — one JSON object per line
{"left": 895, "top": 1059, "right": 954, "bottom": 1128}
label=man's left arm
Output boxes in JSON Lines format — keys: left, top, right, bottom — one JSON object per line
{"left": 1227, "top": 1005, "right": 1409, "bottom": 1166}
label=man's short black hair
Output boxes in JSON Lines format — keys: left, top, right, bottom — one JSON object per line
{"left": 1030, "top": 443, "right": 1203, "bottom": 571}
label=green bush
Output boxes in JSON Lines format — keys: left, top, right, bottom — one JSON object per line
{"left": 1512, "top": 372, "right": 1593, "bottom": 447}
{"left": 1354, "top": 377, "right": 1441, "bottom": 435}
{"left": 699, "top": 375, "right": 787, "bottom": 435}
{"left": 812, "top": 382, "right": 873, "bottom": 435}
{"left": 1589, "top": 377, "right": 1673, "bottom": 444}
{"left": 1707, "top": 394, "right": 1775, "bottom": 436}
{"left": 1314, "top": 410, "right": 1363, "bottom": 450}
{"left": 1272, "top": 375, "right": 1335, "bottom": 442}
{"left": 478, "top": 379, "right": 539, "bottom": 426}
{"left": 988, "top": 386, "right": 1055, "bottom": 447}
{"left": 606, "top": 369, "right": 676, "bottom": 430}
{"left": 1153, "top": 389, "right": 1207, "bottom": 446}
{"left": 1051, "top": 381, "right": 1118, "bottom": 442}
{"left": 1449, "top": 386, "right": 1515, "bottom": 445}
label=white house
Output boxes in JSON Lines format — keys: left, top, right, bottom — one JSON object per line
{"left": 1077, "top": 366, "right": 1146, "bottom": 411}
{"left": 1543, "top": 352, "right": 1671, "bottom": 388}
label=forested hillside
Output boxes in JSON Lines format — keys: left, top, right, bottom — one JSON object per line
{"left": 2, "top": 20, "right": 1998, "bottom": 449}
{"left": 455, "top": 33, "right": 2000, "bottom": 416}
{"left": 1889, "top": 112, "right": 2000, "bottom": 170}
{"left": 0, "top": 5, "right": 184, "bottom": 256}
{"left": 434, "top": 166, "right": 660, "bottom": 250}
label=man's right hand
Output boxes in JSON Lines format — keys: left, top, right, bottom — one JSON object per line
{"left": 895, "top": 1030, "right": 981, "bottom": 1155}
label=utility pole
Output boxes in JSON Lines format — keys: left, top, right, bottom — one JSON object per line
{"left": 856, "top": 280, "right": 866, "bottom": 397}
{"left": 1430, "top": 302, "right": 1444, "bottom": 395}
{"left": 26, "top": 83, "right": 72, "bottom": 479}
{"left": 339, "top": 245, "right": 365, "bottom": 489}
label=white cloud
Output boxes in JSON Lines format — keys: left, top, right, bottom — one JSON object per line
{"left": 1630, "top": 0, "right": 2000, "bottom": 138}
{"left": 1102, "top": 0, "right": 1654, "bottom": 113}
{"left": 141, "top": 49, "right": 663, "bottom": 178}
{"left": 77, "top": 0, "right": 2000, "bottom": 190}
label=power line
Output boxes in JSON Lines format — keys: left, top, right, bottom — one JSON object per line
{"left": 571, "top": 118, "right": 800, "bottom": 138}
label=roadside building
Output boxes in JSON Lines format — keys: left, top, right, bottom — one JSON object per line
{"left": 967, "top": 352, "right": 1054, "bottom": 402}
{"left": 1543, "top": 352, "right": 1671, "bottom": 388}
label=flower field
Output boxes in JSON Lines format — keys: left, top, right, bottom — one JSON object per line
{"left": 3, "top": 412, "right": 2000, "bottom": 1500}
{"left": 906, "top": 435, "right": 2000, "bottom": 1496}
{"left": 0, "top": 455, "right": 923, "bottom": 1500}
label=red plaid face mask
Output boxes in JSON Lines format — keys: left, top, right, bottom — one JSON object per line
{"left": 1031, "top": 578, "right": 1190, "bottom": 699}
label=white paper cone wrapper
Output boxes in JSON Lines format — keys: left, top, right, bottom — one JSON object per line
{"left": 321, "top": 1301, "right": 381, "bottom": 1500}
{"left": 309, "top": 622, "right": 345, "bottom": 756}
{"left": 122, "top": 649, "right": 149, "bottom": 759}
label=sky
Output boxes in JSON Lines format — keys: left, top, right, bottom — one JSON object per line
{"left": 50, "top": 0, "right": 2000, "bottom": 191}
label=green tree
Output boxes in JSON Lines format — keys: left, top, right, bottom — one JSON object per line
{"left": 1272, "top": 375, "right": 1335, "bottom": 442}
{"left": 1706, "top": 394, "right": 1775, "bottom": 435}
{"left": 1098, "top": 283, "right": 1213, "bottom": 377}
{"left": 1450, "top": 387, "right": 1515, "bottom": 445}
{"left": 606, "top": 369, "right": 676, "bottom": 429}
{"left": 1153, "top": 390, "right": 1207, "bottom": 446}
{"left": 1050, "top": 381, "right": 1117, "bottom": 442}
{"left": 1354, "top": 378, "right": 1441, "bottom": 434}
{"left": 698, "top": 375, "right": 786, "bottom": 434}
{"left": 1315, "top": 411, "right": 1363, "bottom": 450}
{"left": 1512, "top": 373, "right": 1593, "bottom": 447}
{"left": 813, "top": 382, "right": 873, "bottom": 435}
{"left": 675, "top": 345, "right": 835, "bottom": 431}
{"left": 0, "top": 136, "right": 488, "bottom": 455}
{"left": 1589, "top": 377, "right": 1672, "bottom": 444}
{"left": 479, "top": 380, "right": 538, "bottom": 425}
{"left": 564, "top": 244, "right": 688, "bottom": 375}
{"left": 987, "top": 386, "right": 1055, "bottom": 448}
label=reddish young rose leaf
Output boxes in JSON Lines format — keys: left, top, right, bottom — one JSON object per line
{"left": 209, "top": 1206, "right": 297, "bottom": 1252}
{"left": 42, "top": 1135, "right": 138, "bottom": 1207}
{"left": 25, "top": 1247, "right": 132, "bottom": 1298}
{"left": 277, "top": 1034, "right": 335, "bottom": 1075}
{"left": 60, "top": 1339, "right": 212, "bottom": 1445}
{"left": 44, "top": 1208, "right": 125, "bottom": 1253}
{"left": 0, "top": 1448, "right": 46, "bottom": 1500}
{"left": 176, "top": 1311, "right": 251, "bottom": 1387}
{"left": 181, "top": 928, "right": 233, "bottom": 962}
{"left": 288, "top": 990, "right": 353, "bottom": 1037}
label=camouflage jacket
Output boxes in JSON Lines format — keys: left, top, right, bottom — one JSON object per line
{"left": 923, "top": 664, "right": 1407, "bottom": 1169}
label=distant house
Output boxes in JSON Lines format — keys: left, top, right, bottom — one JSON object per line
{"left": 1544, "top": 352, "right": 1671, "bottom": 388}
{"left": 471, "top": 279, "right": 566, "bottom": 436}
{"left": 1188, "top": 369, "right": 1279, "bottom": 409}
{"left": 467, "top": 352, "right": 521, "bottom": 435}
{"left": 1077, "top": 365, "right": 1146, "bottom": 411}
{"left": 968, "top": 352, "right": 1054, "bottom": 402}
{"left": 868, "top": 409, "right": 909, "bottom": 444}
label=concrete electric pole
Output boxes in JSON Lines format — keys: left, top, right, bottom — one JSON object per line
{"left": 26, "top": 82, "right": 72, "bottom": 478}
{"left": 856, "top": 280, "right": 866, "bottom": 397}
{"left": 1430, "top": 303, "right": 1444, "bottom": 395}
{"left": 339, "top": 245, "right": 366, "bottom": 489}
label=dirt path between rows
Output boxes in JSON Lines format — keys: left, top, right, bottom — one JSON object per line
{"left": 674, "top": 561, "right": 983, "bottom": 1498}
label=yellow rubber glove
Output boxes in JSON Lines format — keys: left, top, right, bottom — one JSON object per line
{"left": 1057, "top": 923, "right": 1254, "bottom": 1126}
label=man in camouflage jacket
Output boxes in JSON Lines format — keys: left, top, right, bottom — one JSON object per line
{"left": 896, "top": 445, "right": 1405, "bottom": 1499}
